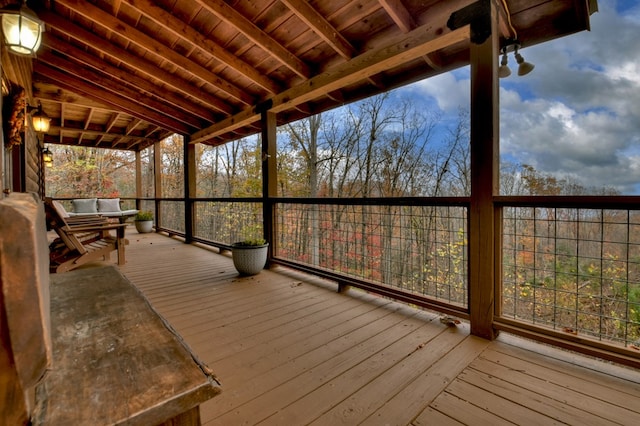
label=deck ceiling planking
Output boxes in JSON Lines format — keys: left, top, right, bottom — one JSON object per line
{"left": 19, "top": 0, "right": 594, "bottom": 151}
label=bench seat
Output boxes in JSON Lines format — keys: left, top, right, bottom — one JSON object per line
{"left": 67, "top": 198, "right": 139, "bottom": 223}
{"left": 68, "top": 209, "right": 139, "bottom": 219}
{"left": 33, "top": 266, "right": 221, "bottom": 425}
{"left": 0, "top": 194, "right": 220, "bottom": 425}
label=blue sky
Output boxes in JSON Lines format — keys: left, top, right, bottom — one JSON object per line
{"left": 402, "top": 0, "right": 640, "bottom": 194}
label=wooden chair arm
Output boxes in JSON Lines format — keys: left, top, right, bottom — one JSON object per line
{"left": 65, "top": 215, "right": 104, "bottom": 224}
{"left": 64, "top": 223, "right": 127, "bottom": 233}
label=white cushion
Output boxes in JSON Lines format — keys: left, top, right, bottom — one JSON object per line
{"left": 97, "top": 198, "right": 121, "bottom": 212}
{"left": 72, "top": 198, "right": 97, "bottom": 214}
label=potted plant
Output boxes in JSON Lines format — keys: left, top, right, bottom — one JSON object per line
{"left": 231, "top": 238, "right": 268, "bottom": 275}
{"left": 134, "top": 210, "right": 154, "bottom": 233}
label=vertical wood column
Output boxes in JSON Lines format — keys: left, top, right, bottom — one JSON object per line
{"left": 135, "top": 151, "right": 142, "bottom": 210}
{"left": 154, "top": 141, "right": 162, "bottom": 229}
{"left": 184, "top": 136, "right": 196, "bottom": 243}
{"left": 469, "top": 0, "right": 500, "bottom": 339}
{"left": 261, "top": 110, "right": 277, "bottom": 263}
{"left": 0, "top": 66, "right": 5, "bottom": 198}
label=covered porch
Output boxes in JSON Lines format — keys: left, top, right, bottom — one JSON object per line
{"left": 118, "top": 231, "right": 640, "bottom": 425}
{"left": 2, "top": 0, "right": 639, "bottom": 422}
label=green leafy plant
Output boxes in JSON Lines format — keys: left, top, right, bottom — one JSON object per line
{"left": 135, "top": 210, "right": 154, "bottom": 221}
{"left": 234, "top": 238, "right": 266, "bottom": 246}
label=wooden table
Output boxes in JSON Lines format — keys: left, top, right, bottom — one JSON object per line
{"left": 33, "top": 266, "right": 221, "bottom": 425}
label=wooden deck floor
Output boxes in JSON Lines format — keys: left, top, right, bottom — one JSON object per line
{"left": 115, "top": 231, "right": 640, "bottom": 425}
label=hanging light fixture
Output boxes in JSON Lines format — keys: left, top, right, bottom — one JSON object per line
{"left": 29, "top": 102, "right": 51, "bottom": 133}
{"left": 498, "top": 40, "right": 535, "bottom": 78}
{"left": 42, "top": 146, "right": 53, "bottom": 167}
{"left": 498, "top": 47, "right": 511, "bottom": 78}
{"left": 0, "top": 0, "right": 44, "bottom": 56}
{"left": 514, "top": 45, "right": 535, "bottom": 76}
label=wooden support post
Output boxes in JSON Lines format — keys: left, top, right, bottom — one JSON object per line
{"left": 135, "top": 150, "right": 142, "bottom": 210}
{"left": 184, "top": 135, "right": 196, "bottom": 243}
{"left": 468, "top": 0, "right": 499, "bottom": 340}
{"left": 261, "top": 110, "right": 277, "bottom": 264}
{"left": 154, "top": 141, "right": 162, "bottom": 229}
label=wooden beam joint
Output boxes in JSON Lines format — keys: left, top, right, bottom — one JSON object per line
{"left": 447, "top": 0, "right": 491, "bottom": 45}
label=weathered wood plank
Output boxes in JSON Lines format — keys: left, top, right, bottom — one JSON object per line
{"left": 491, "top": 339, "right": 640, "bottom": 399}
{"left": 443, "top": 378, "right": 555, "bottom": 426}
{"left": 185, "top": 293, "right": 361, "bottom": 355}
{"left": 459, "top": 366, "right": 618, "bottom": 425}
{"left": 477, "top": 349, "right": 640, "bottom": 423}
{"left": 203, "top": 309, "right": 424, "bottom": 425}
{"left": 424, "top": 391, "right": 512, "bottom": 426}
{"left": 269, "top": 321, "right": 456, "bottom": 425}
{"left": 361, "top": 335, "right": 490, "bottom": 425}
{"left": 0, "top": 194, "right": 51, "bottom": 424}
{"left": 34, "top": 266, "right": 221, "bottom": 425}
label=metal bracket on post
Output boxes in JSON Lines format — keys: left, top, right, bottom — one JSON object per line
{"left": 447, "top": 0, "right": 492, "bottom": 45}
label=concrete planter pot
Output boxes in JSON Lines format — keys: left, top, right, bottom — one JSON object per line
{"left": 231, "top": 242, "right": 268, "bottom": 275}
{"left": 134, "top": 220, "right": 153, "bottom": 233}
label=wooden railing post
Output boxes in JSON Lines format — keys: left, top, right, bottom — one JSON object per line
{"left": 261, "top": 109, "right": 277, "bottom": 264}
{"left": 154, "top": 141, "right": 162, "bottom": 229}
{"left": 135, "top": 150, "right": 142, "bottom": 211}
{"left": 184, "top": 135, "right": 196, "bottom": 243}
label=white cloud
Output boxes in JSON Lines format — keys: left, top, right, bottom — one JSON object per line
{"left": 398, "top": 0, "right": 640, "bottom": 193}
{"left": 498, "top": 0, "right": 640, "bottom": 193}
{"left": 411, "top": 71, "right": 469, "bottom": 114}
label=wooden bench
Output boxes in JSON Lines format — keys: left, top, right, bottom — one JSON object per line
{"left": 1, "top": 193, "right": 221, "bottom": 425}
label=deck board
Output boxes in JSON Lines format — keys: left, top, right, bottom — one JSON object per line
{"left": 114, "top": 231, "right": 640, "bottom": 425}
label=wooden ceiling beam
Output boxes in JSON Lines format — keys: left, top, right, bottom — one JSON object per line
{"left": 124, "top": 0, "right": 281, "bottom": 95}
{"left": 94, "top": 112, "right": 120, "bottom": 146}
{"left": 37, "top": 52, "right": 204, "bottom": 129}
{"left": 326, "top": 90, "right": 345, "bottom": 103}
{"left": 192, "top": 24, "right": 469, "bottom": 143}
{"left": 39, "top": 10, "right": 235, "bottom": 115}
{"left": 105, "top": 113, "right": 121, "bottom": 133}
{"left": 125, "top": 119, "right": 143, "bottom": 135}
{"left": 83, "top": 109, "right": 94, "bottom": 130}
{"left": 55, "top": 0, "right": 254, "bottom": 106}
{"left": 379, "top": 0, "right": 417, "bottom": 33}
{"left": 294, "top": 103, "right": 312, "bottom": 115}
{"left": 281, "top": 0, "right": 355, "bottom": 60}
{"left": 48, "top": 125, "right": 149, "bottom": 142}
{"left": 43, "top": 34, "right": 220, "bottom": 124}
{"left": 34, "top": 64, "right": 192, "bottom": 134}
{"left": 194, "top": 0, "right": 311, "bottom": 79}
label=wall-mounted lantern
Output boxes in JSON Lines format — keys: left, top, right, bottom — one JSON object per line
{"left": 0, "top": 0, "right": 44, "bottom": 56}
{"left": 29, "top": 102, "right": 50, "bottom": 133}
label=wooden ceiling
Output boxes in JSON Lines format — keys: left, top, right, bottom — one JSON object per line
{"left": 18, "top": 0, "right": 595, "bottom": 151}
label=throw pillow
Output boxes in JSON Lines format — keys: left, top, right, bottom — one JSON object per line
{"left": 98, "top": 198, "right": 121, "bottom": 212}
{"left": 72, "top": 198, "right": 98, "bottom": 214}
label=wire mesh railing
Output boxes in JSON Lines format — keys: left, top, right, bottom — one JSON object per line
{"left": 193, "top": 200, "right": 263, "bottom": 246}
{"left": 51, "top": 195, "right": 640, "bottom": 355}
{"left": 502, "top": 206, "right": 640, "bottom": 348}
{"left": 158, "top": 200, "right": 185, "bottom": 234}
{"left": 275, "top": 201, "right": 469, "bottom": 309}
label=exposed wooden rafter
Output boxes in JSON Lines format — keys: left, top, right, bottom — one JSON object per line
{"left": 26, "top": 0, "right": 592, "bottom": 150}
{"left": 192, "top": 24, "right": 470, "bottom": 143}
{"left": 193, "top": 0, "right": 312, "bottom": 79}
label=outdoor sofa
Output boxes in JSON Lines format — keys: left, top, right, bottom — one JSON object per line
{"left": 65, "top": 198, "right": 139, "bottom": 222}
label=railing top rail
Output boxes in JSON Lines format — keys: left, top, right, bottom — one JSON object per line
{"left": 496, "top": 195, "right": 640, "bottom": 209}
{"left": 191, "top": 196, "right": 470, "bottom": 206}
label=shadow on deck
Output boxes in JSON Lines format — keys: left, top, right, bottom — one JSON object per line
{"left": 112, "top": 231, "right": 640, "bottom": 425}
